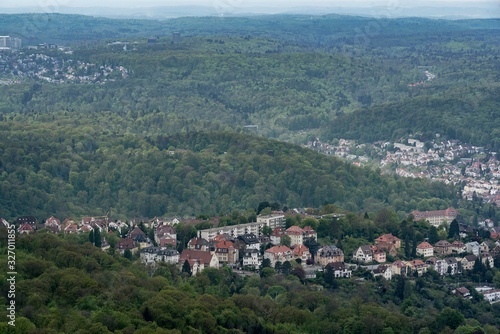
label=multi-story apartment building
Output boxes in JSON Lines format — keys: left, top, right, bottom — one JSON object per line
{"left": 410, "top": 207, "right": 459, "bottom": 227}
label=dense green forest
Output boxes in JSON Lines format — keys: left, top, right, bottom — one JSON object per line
{"left": 0, "top": 125, "right": 460, "bottom": 220}
{"left": 1, "top": 232, "right": 500, "bottom": 334}
{"left": 0, "top": 14, "right": 498, "bottom": 220}
{"left": 1, "top": 13, "right": 500, "bottom": 334}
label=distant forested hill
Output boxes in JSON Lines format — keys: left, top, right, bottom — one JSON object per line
{"left": 0, "top": 13, "right": 499, "bottom": 46}
{"left": 320, "top": 83, "right": 500, "bottom": 151}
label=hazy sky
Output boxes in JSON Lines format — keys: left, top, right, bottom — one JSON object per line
{"left": 1, "top": 0, "right": 491, "bottom": 7}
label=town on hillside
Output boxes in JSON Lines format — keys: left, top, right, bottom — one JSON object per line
{"left": 3, "top": 206, "right": 500, "bottom": 304}
{"left": 305, "top": 136, "right": 500, "bottom": 207}
{"left": 0, "top": 48, "right": 129, "bottom": 85}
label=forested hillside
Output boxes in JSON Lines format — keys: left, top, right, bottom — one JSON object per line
{"left": 1, "top": 232, "right": 499, "bottom": 333}
{"left": 0, "top": 14, "right": 498, "bottom": 220}
{"left": 0, "top": 125, "right": 458, "bottom": 220}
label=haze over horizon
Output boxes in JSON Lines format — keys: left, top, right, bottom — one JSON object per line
{"left": 1, "top": 0, "right": 499, "bottom": 19}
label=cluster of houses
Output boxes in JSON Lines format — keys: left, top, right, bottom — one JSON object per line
{"left": 0, "top": 50, "right": 129, "bottom": 84}
{"left": 3, "top": 210, "right": 499, "bottom": 285}
{"left": 305, "top": 136, "right": 500, "bottom": 208}
{"left": 352, "top": 232, "right": 500, "bottom": 280}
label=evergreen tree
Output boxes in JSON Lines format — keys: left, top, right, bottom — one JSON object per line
{"left": 412, "top": 235, "right": 417, "bottom": 258}
{"left": 124, "top": 249, "right": 132, "bottom": 260}
{"left": 94, "top": 229, "right": 102, "bottom": 247}
{"left": 89, "top": 229, "right": 95, "bottom": 244}
{"left": 405, "top": 235, "right": 411, "bottom": 258}
{"left": 182, "top": 259, "right": 192, "bottom": 276}
{"left": 448, "top": 219, "right": 459, "bottom": 239}
{"left": 282, "top": 261, "right": 293, "bottom": 276}
{"left": 395, "top": 276, "right": 406, "bottom": 300}
{"left": 429, "top": 226, "right": 439, "bottom": 244}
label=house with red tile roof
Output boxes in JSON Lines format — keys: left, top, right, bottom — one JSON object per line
{"left": 302, "top": 226, "right": 318, "bottom": 241}
{"left": 64, "top": 224, "right": 78, "bottom": 234}
{"left": 213, "top": 240, "right": 239, "bottom": 265}
{"left": 411, "top": 207, "right": 459, "bottom": 227}
{"left": 375, "top": 234, "right": 401, "bottom": 249}
{"left": 408, "top": 259, "right": 428, "bottom": 275}
{"left": 434, "top": 240, "right": 452, "bottom": 256}
{"left": 188, "top": 237, "right": 210, "bottom": 251}
{"left": 18, "top": 223, "right": 35, "bottom": 235}
{"left": 390, "top": 260, "right": 408, "bottom": 276}
{"left": 416, "top": 242, "right": 434, "bottom": 258}
{"left": 369, "top": 245, "right": 386, "bottom": 263}
{"left": 490, "top": 227, "right": 500, "bottom": 239}
{"left": 270, "top": 227, "right": 285, "bottom": 245}
{"left": 377, "top": 241, "right": 397, "bottom": 257}
{"left": 44, "top": 216, "right": 61, "bottom": 230}
{"left": 179, "top": 249, "right": 219, "bottom": 275}
{"left": 264, "top": 245, "right": 293, "bottom": 267}
{"left": 155, "top": 224, "right": 176, "bottom": 245}
{"left": 451, "top": 240, "right": 466, "bottom": 254}
{"left": 116, "top": 238, "right": 139, "bottom": 254}
{"left": 292, "top": 244, "right": 311, "bottom": 263}
{"left": 286, "top": 226, "right": 305, "bottom": 246}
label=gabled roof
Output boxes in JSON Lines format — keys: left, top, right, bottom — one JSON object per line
{"left": 417, "top": 242, "right": 433, "bottom": 249}
{"left": 286, "top": 226, "right": 304, "bottom": 235}
{"left": 375, "top": 234, "right": 401, "bottom": 243}
{"left": 357, "top": 245, "right": 372, "bottom": 255}
{"left": 265, "top": 245, "right": 292, "bottom": 255}
{"left": 463, "top": 254, "right": 477, "bottom": 262}
{"left": 0, "top": 218, "right": 9, "bottom": 228}
{"left": 212, "top": 234, "right": 233, "bottom": 242}
{"left": 18, "top": 223, "right": 34, "bottom": 231}
{"left": 64, "top": 224, "right": 78, "bottom": 232}
{"left": 456, "top": 287, "right": 470, "bottom": 295}
{"left": 292, "top": 244, "right": 310, "bottom": 257}
{"left": 130, "top": 226, "right": 146, "bottom": 239}
{"left": 179, "top": 249, "right": 214, "bottom": 265}
{"left": 215, "top": 240, "right": 235, "bottom": 251}
{"left": 303, "top": 226, "right": 317, "bottom": 234}
{"left": 116, "top": 238, "right": 138, "bottom": 250}
{"left": 156, "top": 224, "right": 176, "bottom": 236}
{"left": 325, "top": 262, "right": 347, "bottom": 271}
{"left": 270, "top": 227, "right": 285, "bottom": 237}
{"left": 452, "top": 240, "right": 465, "bottom": 247}
{"left": 318, "top": 245, "right": 343, "bottom": 257}
{"left": 409, "top": 259, "right": 426, "bottom": 267}
{"left": 373, "top": 265, "right": 389, "bottom": 274}
{"left": 444, "top": 257, "right": 458, "bottom": 264}
{"left": 435, "top": 240, "right": 451, "bottom": 247}
{"left": 392, "top": 260, "right": 407, "bottom": 268}
{"left": 188, "top": 237, "right": 209, "bottom": 247}
{"left": 45, "top": 216, "right": 60, "bottom": 225}
{"left": 411, "top": 207, "right": 459, "bottom": 219}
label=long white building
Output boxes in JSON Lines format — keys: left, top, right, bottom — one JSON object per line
{"left": 198, "top": 214, "right": 285, "bottom": 240}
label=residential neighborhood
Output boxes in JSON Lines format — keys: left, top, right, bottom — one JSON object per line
{"left": 305, "top": 137, "right": 500, "bottom": 207}
{"left": 3, "top": 207, "right": 500, "bottom": 296}
{"left": 0, "top": 49, "right": 129, "bottom": 85}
